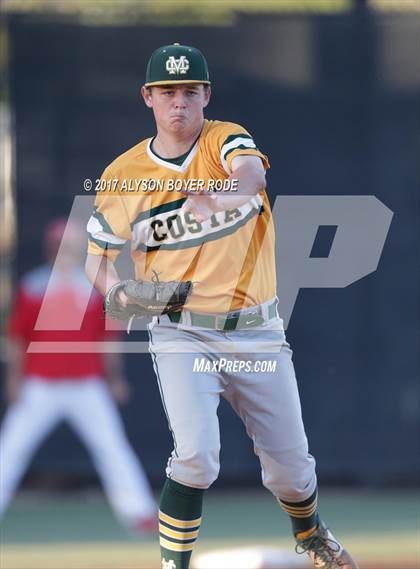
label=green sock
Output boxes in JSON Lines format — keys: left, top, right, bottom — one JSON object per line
{"left": 159, "top": 479, "right": 204, "bottom": 569}
{"left": 278, "top": 488, "right": 319, "bottom": 536}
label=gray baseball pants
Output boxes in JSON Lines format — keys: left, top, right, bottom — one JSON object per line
{"left": 147, "top": 302, "right": 317, "bottom": 503}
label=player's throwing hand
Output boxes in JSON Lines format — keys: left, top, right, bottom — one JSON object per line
{"left": 180, "top": 189, "right": 218, "bottom": 222}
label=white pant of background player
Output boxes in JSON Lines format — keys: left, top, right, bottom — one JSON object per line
{"left": 148, "top": 304, "right": 317, "bottom": 502}
{"left": 0, "top": 377, "right": 156, "bottom": 525}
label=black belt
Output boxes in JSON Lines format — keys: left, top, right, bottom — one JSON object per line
{"left": 167, "top": 300, "right": 278, "bottom": 331}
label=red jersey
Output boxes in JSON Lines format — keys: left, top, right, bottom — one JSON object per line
{"left": 8, "top": 265, "right": 112, "bottom": 381}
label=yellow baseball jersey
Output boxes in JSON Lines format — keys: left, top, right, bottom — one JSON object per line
{"left": 87, "top": 119, "right": 276, "bottom": 313}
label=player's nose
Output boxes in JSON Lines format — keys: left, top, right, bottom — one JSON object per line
{"left": 173, "top": 90, "right": 187, "bottom": 108}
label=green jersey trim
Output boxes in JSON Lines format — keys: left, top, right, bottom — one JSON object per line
{"left": 220, "top": 135, "right": 257, "bottom": 173}
{"left": 146, "top": 138, "right": 199, "bottom": 172}
{"left": 88, "top": 236, "right": 125, "bottom": 251}
{"left": 87, "top": 208, "right": 128, "bottom": 250}
{"left": 223, "top": 144, "right": 260, "bottom": 162}
{"left": 130, "top": 197, "right": 187, "bottom": 228}
{"left": 92, "top": 207, "right": 116, "bottom": 236}
{"left": 149, "top": 134, "right": 200, "bottom": 167}
{"left": 221, "top": 133, "right": 253, "bottom": 151}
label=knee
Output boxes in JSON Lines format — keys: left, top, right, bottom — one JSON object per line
{"left": 189, "top": 449, "right": 220, "bottom": 488}
{"left": 169, "top": 446, "right": 220, "bottom": 489}
{"left": 260, "top": 450, "right": 317, "bottom": 501}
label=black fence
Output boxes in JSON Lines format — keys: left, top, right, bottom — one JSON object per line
{"left": 5, "top": 8, "right": 419, "bottom": 487}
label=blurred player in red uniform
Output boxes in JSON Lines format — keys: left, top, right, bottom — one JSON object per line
{"left": 0, "top": 218, "right": 156, "bottom": 531}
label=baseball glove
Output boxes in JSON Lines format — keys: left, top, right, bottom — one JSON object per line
{"left": 104, "top": 271, "right": 193, "bottom": 321}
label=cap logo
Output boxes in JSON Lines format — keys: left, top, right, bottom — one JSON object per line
{"left": 166, "top": 56, "right": 190, "bottom": 75}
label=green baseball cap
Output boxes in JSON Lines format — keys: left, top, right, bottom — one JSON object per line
{"left": 145, "top": 43, "right": 210, "bottom": 87}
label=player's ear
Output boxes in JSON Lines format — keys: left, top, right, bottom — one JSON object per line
{"left": 202, "top": 85, "right": 211, "bottom": 108}
{"left": 141, "top": 85, "right": 153, "bottom": 108}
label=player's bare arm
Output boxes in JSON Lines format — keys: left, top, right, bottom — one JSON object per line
{"left": 181, "top": 154, "right": 266, "bottom": 222}
{"left": 85, "top": 254, "right": 129, "bottom": 307}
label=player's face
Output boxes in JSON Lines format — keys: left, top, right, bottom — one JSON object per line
{"left": 141, "top": 84, "right": 211, "bottom": 136}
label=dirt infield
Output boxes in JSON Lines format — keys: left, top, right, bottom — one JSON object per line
{"left": 1, "top": 534, "right": 418, "bottom": 569}
{"left": 362, "top": 565, "right": 419, "bottom": 569}
{"left": 100, "top": 561, "right": 420, "bottom": 569}
{"left": 72, "top": 561, "right": 420, "bottom": 569}
{"left": 2, "top": 547, "right": 419, "bottom": 569}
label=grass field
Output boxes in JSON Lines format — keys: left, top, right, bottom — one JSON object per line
{"left": 0, "top": 488, "right": 418, "bottom": 569}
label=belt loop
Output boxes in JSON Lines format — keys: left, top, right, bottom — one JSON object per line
{"left": 181, "top": 310, "right": 192, "bottom": 326}
{"left": 274, "top": 296, "right": 279, "bottom": 318}
{"left": 260, "top": 302, "right": 269, "bottom": 322}
{"left": 215, "top": 314, "right": 226, "bottom": 330}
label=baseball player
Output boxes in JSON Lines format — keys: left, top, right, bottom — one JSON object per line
{"left": 1, "top": 218, "right": 156, "bottom": 532}
{"left": 85, "top": 44, "right": 358, "bottom": 569}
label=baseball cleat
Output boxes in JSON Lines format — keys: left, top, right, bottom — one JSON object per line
{"left": 295, "top": 521, "right": 359, "bottom": 568}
